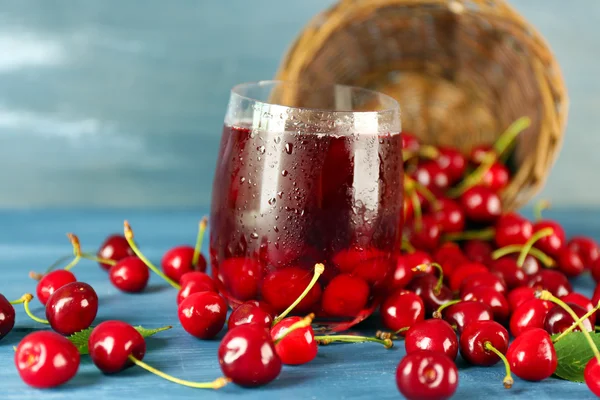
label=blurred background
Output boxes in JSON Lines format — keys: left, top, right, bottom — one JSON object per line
{"left": 0, "top": 0, "right": 597, "bottom": 209}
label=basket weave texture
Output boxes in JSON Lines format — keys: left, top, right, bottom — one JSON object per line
{"left": 275, "top": 0, "right": 568, "bottom": 210}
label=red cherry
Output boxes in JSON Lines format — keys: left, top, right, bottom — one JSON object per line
{"left": 460, "top": 186, "right": 502, "bottom": 223}
{"left": 332, "top": 248, "right": 392, "bottom": 285}
{"left": 36, "top": 270, "right": 77, "bottom": 305}
{"left": 463, "top": 239, "right": 494, "bottom": 265}
{"left": 270, "top": 316, "right": 317, "bottom": 365}
{"left": 46, "top": 282, "right": 98, "bottom": 335}
{"left": 332, "top": 247, "right": 385, "bottom": 273}
{"left": 506, "top": 328, "right": 557, "bottom": 381}
{"left": 162, "top": 246, "right": 207, "bottom": 283}
{"left": 388, "top": 256, "right": 415, "bottom": 291}
{"left": 460, "top": 272, "right": 507, "bottom": 295}
{"left": 556, "top": 247, "right": 585, "bottom": 277}
{"left": 396, "top": 251, "right": 434, "bottom": 276}
{"left": 177, "top": 271, "right": 217, "bottom": 305}
{"left": 0, "top": 294, "right": 15, "bottom": 341}
{"left": 560, "top": 292, "right": 596, "bottom": 325}
{"left": 97, "top": 234, "right": 134, "bottom": 270}
{"left": 218, "top": 325, "right": 281, "bottom": 387}
{"left": 413, "top": 162, "right": 450, "bottom": 195}
{"left": 593, "top": 285, "right": 600, "bottom": 310}
{"left": 402, "top": 132, "right": 420, "bottom": 152}
{"left": 351, "top": 257, "right": 394, "bottom": 286}
{"left": 494, "top": 213, "right": 533, "bottom": 248}
{"left": 218, "top": 257, "right": 261, "bottom": 301}
{"left": 405, "top": 319, "right": 458, "bottom": 360}
{"left": 585, "top": 358, "right": 600, "bottom": 396}
{"left": 88, "top": 320, "right": 146, "bottom": 373}
{"left": 481, "top": 162, "right": 510, "bottom": 192}
{"left": 396, "top": 349, "right": 458, "bottom": 400}
{"left": 228, "top": 301, "right": 273, "bottom": 331}
{"left": 470, "top": 145, "right": 492, "bottom": 164}
{"left": 178, "top": 291, "right": 227, "bottom": 339}
{"left": 532, "top": 220, "right": 565, "bottom": 257}
{"left": 489, "top": 257, "right": 527, "bottom": 290}
{"left": 527, "top": 269, "right": 572, "bottom": 297}
{"left": 461, "top": 286, "right": 510, "bottom": 323}
{"left": 406, "top": 273, "right": 453, "bottom": 315}
{"left": 381, "top": 289, "right": 425, "bottom": 333}
{"left": 591, "top": 258, "right": 600, "bottom": 283}
{"left": 460, "top": 320, "right": 509, "bottom": 366}
{"left": 449, "top": 262, "right": 488, "bottom": 292}
{"left": 262, "top": 267, "right": 322, "bottom": 314}
{"left": 409, "top": 215, "right": 441, "bottom": 252}
{"left": 433, "top": 242, "right": 469, "bottom": 274}
{"left": 507, "top": 286, "right": 536, "bottom": 311}
{"left": 509, "top": 298, "right": 553, "bottom": 337}
{"left": 15, "top": 331, "right": 80, "bottom": 388}
{"left": 321, "top": 274, "right": 369, "bottom": 317}
{"left": 436, "top": 147, "right": 467, "bottom": 182}
{"left": 568, "top": 236, "right": 600, "bottom": 267}
{"left": 109, "top": 256, "right": 149, "bottom": 293}
{"left": 544, "top": 302, "right": 593, "bottom": 335}
{"left": 432, "top": 199, "right": 465, "bottom": 233}
{"left": 442, "top": 301, "right": 493, "bottom": 333}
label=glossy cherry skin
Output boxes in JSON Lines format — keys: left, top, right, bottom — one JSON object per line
{"left": 432, "top": 199, "right": 465, "bottom": 234}
{"left": 460, "top": 186, "right": 502, "bottom": 223}
{"left": 461, "top": 286, "right": 510, "bottom": 323}
{"left": 97, "top": 234, "right": 134, "bottom": 270}
{"left": 46, "top": 282, "right": 98, "bottom": 336}
{"left": 460, "top": 272, "right": 507, "bottom": 296}
{"left": 381, "top": 289, "right": 425, "bottom": 333}
{"left": 15, "top": 331, "right": 80, "bottom": 388}
{"left": 544, "top": 302, "right": 593, "bottom": 335}
{"left": 560, "top": 292, "right": 595, "bottom": 325}
{"left": 405, "top": 319, "right": 458, "bottom": 360}
{"left": 556, "top": 247, "right": 585, "bottom": 277}
{"left": 507, "top": 286, "right": 536, "bottom": 312}
{"left": 448, "top": 262, "right": 488, "bottom": 292}
{"left": 489, "top": 257, "right": 527, "bottom": 289}
{"left": 0, "top": 294, "right": 15, "bottom": 341}
{"left": 262, "top": 267, "right": 322, "bottom": 315}
{"left": 162, "top": 245, "right": 207, "bottom": 283}
{"left": 177, "top": 271, "right": 217, "bottom": 305}
{"left": 321, "top": 273, "right": 369, "bottom": 317}
{"left": 218, "top": 257, "right": 261, "bottom": 301}
{"left": 568, "top": 236, "right": 600, "bottom": 267}
{"left": 390, "top": 251, "right": 433, "bottom": 291}
{"left": 178, "top": 291, "right": 227, "bottom": 339}
{"left": 109, "top": 256, "right": 149, "bottom": 293}
{"left": 413, "top": 162, "right": 450, "bottom": 195}
{"left": 332, "top": 247, "right": 385, "bottom": 273}
{"left": 585, "top": 358, "right": 600, "bottom": 396}
{"left": 436, "top": 147, "right": 467, "bottom": 183}
{"left": 396, "top": 350, "right": 458, "bottom": 400}
{"left": 332, "top": 248, "right": 392, "bottom": 286}
{"left": 228, "top": 301, "right": 273, "bottom": 331}
{"left": 36, "top": 270, "right": 77, "bottom": 305}
{"left": 527, "top": 269, "right": 572, "bottom": 297}
{"left": 482, "top": 162, "right": 510, "bottom": 192}
{"left": 459, "top": 320, "right": 509, "bottom": 366}
{"left": 462, "top": 239, "right": 493, "bottom": 265}
{"left": 406, "top": 274, "right": 453, "bottom": 316}
{"left": 270, "top": 316, "right": 317, "bottom": 365}
{"left": 506, "top": 328, "right": 557, "bottom": 381}
{"left": 433, "top": 242, "right": 468, "bottom": 275}
{"left": 409, "top": 215, "right": 441, "bottom": 252}
{"left": 218, "top": 324, "right": 282, "bottom": 387}
{"left": 402, "top": 132, "right": 420, "bottom": 152}
{"left": 442, "top": 301, "right": 493, "bottom": 333}
{"left": 509, "top": 298, "right": 553, "bottom": 337}
{"left": 88, "top": 320, "right": 145, "bottom": 373}
{"left": 533, "top": 220, "right": 565, "bottom": 257}
{"left": 494, "top": 213, "right": 533, "bottom": 248}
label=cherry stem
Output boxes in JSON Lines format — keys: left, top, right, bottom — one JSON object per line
{"left": 20, "top": 294, "right": 49, "bottom": 324}
{"left": 79, "top": 254, "right": 117, "bottom": 267}
{"left": 127, "top": 355, "right": 229, "bottom": 389}
{"left": 538, "top": 290, "right": 600, "bottom": 362}
{"left": 533, "top": 200, "right": 551, "bottom": 221}
{"left": 442, "top": 227, "right": 495, "bottom": 242}
{"left": 29, "top": 271, "right": 43, "bottom": 281}
{"left": 433, "top": 299, "right": 462, "bottom": 318}
{"left": 44, "top": 254, "right": 74, "bottom": 273}
{"left": 553, "top": 301, "right": 600, "bottom": 342}
{"left": 273, "top": 313, "right": 315, "bottom": 345}
{"left": 413, "top": 263, "right": 444, "bottom": 295}
{"left": 491, "top": 244, "right": 555, "bottom": 267}
{"left": 401, "top": 238, "right": 416, "bottom": 253}
{"left": 484, "top": 341, "right": 513, "bottom": 389}
{"left": 63, "top": 233, "right": 82, "bottom": 271}
{"left": 9, "top": 294, "right": 30, "bottom": 305}
{"left": 410, "top": 190, "right": 423, "bottom": 233}
{"left": 273, "top": 263, "right": 324, "bottom": 325}
{"left": 447, "top": 151, "right": 496, "bottom": 198}
{"left": 315, "top": 334, "right": 393, "bottom": 349}
{"left": 124, "top": 221, "right": 181, "bottom": 290}
{"left": 192, "top": 217, "right": 208, "bottom": 267}
{"left": 402, "top": 145, "right": 440, "bottom": 162}
{"left": 376, "top": 329, "right": 407, "bottom": 341}
{"left": 493, "top": 116, "right": 531, "bottom": 156}
{"left": 516, "top": 227, "right": 554, "bottom": 267}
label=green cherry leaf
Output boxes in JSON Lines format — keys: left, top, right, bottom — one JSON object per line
{"left": 552, "top": 331, "right": 600, "bottom": 382}
{"left": 67, "top": 325, "right": 172, "bottom": 355}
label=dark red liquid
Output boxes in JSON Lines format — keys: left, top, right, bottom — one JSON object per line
{"left": 210, "top": 124, "right": 404, "bottom": 330}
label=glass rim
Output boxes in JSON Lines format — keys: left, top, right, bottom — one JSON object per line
{"left": 230, "top": 80, "right": 400, "bottom": 116}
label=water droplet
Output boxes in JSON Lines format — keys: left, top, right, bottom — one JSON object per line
{"left": 239, "top": 177, "right": 246, "bottom": 183}
{"left": 277, "top": 191, "right": 284, "bottom": 199}
{"left": 250, "top": 232, "right": 259, "bottom": 239}
{"left": 274, "top": 137, "right": 281, "bottom": 144}
{"left": 275, "top": 215, "right": 279, "bottom": 220}
{"left": 285, "top": 143, "right": 293, "bottom": 154}
{"left": 268, "top": 198, "right": 277, "bottom": 206}
{"left": 257, "top": 145, "right": 266, "bottom": 154}
{"left": 281, "top": 170, "right": 288, "bottom": 177}
{"left": 274, "top": 226, "right": 279, "bottom": 232}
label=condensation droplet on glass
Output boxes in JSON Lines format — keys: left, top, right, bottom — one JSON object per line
{"left": 300, "top": 209, "right": 305, "bottom": 217}
{"left": 250, "top": 232, "right": 259, "bottom": 239}
{"left": 277, "top": 191, "right": 284, "bottom": 199}
{"left": 281, "top": 170, "right": 288, "bottom": 177}
{"left": 268, "top": 198, "right": 277, "bottom": 206}
{"left": 239, "top": 177, "right": 246, "bottom": 183}
{"left": 284, "top": 143, "right": 293, "bottom": 154}
{"left": 257, "top": 145, "right": 266, "bottom": 154}
{"left": 273, "top": 226, "right": 279, "bottom": 233}
{"left": 274, "top": 136, "right": 281, "bottom": 144}
{"left": 275, "top": 215, "right": 279, "bottom": 220}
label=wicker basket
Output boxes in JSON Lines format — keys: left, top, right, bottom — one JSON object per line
{"left": 275, "top": 0, "right": 568, "bottom": 210}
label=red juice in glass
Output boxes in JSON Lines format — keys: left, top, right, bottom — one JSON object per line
{"left": 210, "top": 81, "right": 403, "bottom": 331}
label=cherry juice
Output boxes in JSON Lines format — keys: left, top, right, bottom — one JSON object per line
{"left": 210, "top": 124, "right": 403, "bottom": 330}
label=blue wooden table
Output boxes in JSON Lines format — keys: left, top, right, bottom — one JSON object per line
{"left": 0, "top": 208, "right": 598, "bottom": 399}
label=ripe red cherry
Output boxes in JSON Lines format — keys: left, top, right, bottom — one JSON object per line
{"left": 568, "top": 236, "right": 600, "bottom": 267}
{"left": 177, "top": 271, "right": 217, "bottom": 305}
{"left": 218, "top": 324, "right": 282, "bottom": 387}
{"left": 463, "top": 239, "right": 493, "bottom": 264}
{"left": 162, "top": 246, "right": 207, "bottom": 283}
{"left": 321, "top": 274, "right": 369, "bottom": 317}
{"left": 381, "top": 289, "right": 425, "bottom": 333}
{"left": 46, "top": 282, "right": 98, "bottom": 335}
{"left": 449, "top": 262, "right": 488, "bottom": 292}
{"left": 36, "top": 270, "right": 77, "bottom": 305}
{"left": 332, "top": 247, "right": 385, "bottom": 273}
{"left": 533, "top": 220, "right": 565, "bottom": 257}
{"left": 109, "top": 256, "right": 149, "bottom": 293}
{"left": 509, "top": 298, "right": 553, "bottom": 337}
{"left": 218, "top": 257, "right": 261, "bottom": 302}
{"left": 481, "top": 162, "right": 509, "bottom": 192}
{"left": 432, "top": 199, "right": 465, "bottom": 233}
{"left": 544, "top": 302, "right": 593, "bottom": 335}
{"left": 494, "top": 213, "right": 533, "bottom": 248}
{"left": 442, "top": 301, "right": 493, "bottom": 333}
{"left": 228, "top": 301, "right": 273, "bottom": 331}
{"left": 436, "top": 147, "right": 467, "bottom": 182}
{"left": 331, "top": 248, "right": 392, "bottom": 286}
{"left": 406, "top": 273, "right": 453, "bottom": 315}
{"left": 461, "top": 286, "right": 510, "bottom": 323}
{"left": 413, "top": 162, "right": 450, "bottom": 195}
{"left": 392, "top": 251, "right": 434, "bottom": 290}
{"left": 507, "top": 286, "right": 536, "bottom": 311}
{"left": 556, "top": 247, "right": 585, "bottom": 277}
{"left": 560, "top": 292, "right": 595, "bottom": 325}
{"left": 262, "top": 267, "right": 322, "bottom": 315}
{"left": 460, "top": 272, "right": 507, "bottom": 296}
{"left": 470, "top": 144, "right": 492, "bottom": 164}
{"left": 270, "top": 316, "right": 317, "bottom": 365}
{"left": 178, "top": 291, "right": 227, "bottom": 339}
{"left": 402, "top": 132, "right": 420, "bottom": 151}
{"left": 405, "top": 319, "right": 458, "bottom": 360}
{"left": 506, "top": 328, "right": 557, "bottom": 381}
{"left": 88, "top": 320, "right": 146, "bottom": 373}
{"left": 15, "top": 331, "right": 80, "bottom": 388}
{"left": 527, "top": 269, "right": 572, "bottom": 297}
{"left": 97, "top": 234, "right": 134, "bottom": 270}
{"left": 585, "top": 358, "right": 600, "bottom": 396}
{"left": 0, "top": 294, "right": 15, "bottom": 340}
{"left": 459, "top": 320, "right": 509, "bottom": 366}
{"left": 409, "top": 215, "right": 441, "bottom": 252}
{"left": 396, "top": 350, "right": 458, "bottom": 400}
{"left": 489, "top": 257, "right": 527, "bottom": 290}
{"left": 460, "top": 186, "right": 502, "bottom": 223}
{"left": 433, "top": 242, "right": 468, "bottom": 274}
